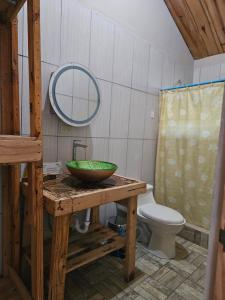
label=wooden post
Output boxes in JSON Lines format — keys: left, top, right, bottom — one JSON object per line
{"left": 27, "top": 0, "right": 43, "bottom": 299}
{"left": 214, "top": 198, "right": 225, "bottom": 300}
{"left": 124, "top": 196, "right": 137, "bottom": 282}
{"left": 11, "top": 18, "right": 21, "bottom": 273}
{"left": 0, "top": 22, "right": 12, "bottom": 277}
{"left": 91, "top": 206, "right": 100, "bottom": 224}
{"left": 48, "top": 215, "right": 71, "bottom": 300}
{"left": 204, "top": 86, "right": 225, "bottom": 300}
{"left": 0, "top": 18, "right": 20, "bottom": 275}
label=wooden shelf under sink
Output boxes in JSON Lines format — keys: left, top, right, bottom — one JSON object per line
{"left": 24, "top": 224, "right": 126, "bottom": 274}
{"left": 66, "top": 225, "right": 125, "bottom": 273}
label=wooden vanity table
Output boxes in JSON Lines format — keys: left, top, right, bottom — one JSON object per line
{"left": 23, "top": 173, "right": 146, "bottom": 300}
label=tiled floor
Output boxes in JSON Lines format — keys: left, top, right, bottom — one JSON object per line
{"left": 65, "top": 237, "right": 207, "bottom": 300}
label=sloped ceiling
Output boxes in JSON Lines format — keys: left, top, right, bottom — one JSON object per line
{"left": 165, "top": 0, "right": 225, "bottom": 59}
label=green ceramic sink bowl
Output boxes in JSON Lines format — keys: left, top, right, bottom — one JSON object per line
{"left": 66, "top": 160, "right": 118, "bottom": 182}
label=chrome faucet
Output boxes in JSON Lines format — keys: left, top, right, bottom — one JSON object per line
{"left": 72, "top": 139, "right": 87, "bottom": 160}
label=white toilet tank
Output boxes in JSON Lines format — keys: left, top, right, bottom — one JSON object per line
{"left": 138, "top": 184, "right": 156, "bottom": 206}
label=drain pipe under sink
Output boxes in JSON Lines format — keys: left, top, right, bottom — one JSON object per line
{"left": 74, "top": 208, "right": 91, "bottom": 233}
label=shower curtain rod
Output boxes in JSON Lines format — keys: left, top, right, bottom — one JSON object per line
{"left": 161, "top": 78, "right": 225, "bottom": 91}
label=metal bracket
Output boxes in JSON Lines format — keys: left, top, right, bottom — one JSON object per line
{"left": 219, "top": 229, "right": 225, "bottom": 252}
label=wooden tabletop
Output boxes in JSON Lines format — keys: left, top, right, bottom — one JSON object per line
{"left": 42, "top": 174, "right": 146, "bottom": 216}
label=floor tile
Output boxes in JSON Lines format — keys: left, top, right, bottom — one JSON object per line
{"left": 175, "top": 279, "right": 204, "bottom": 300}
{"left": 64, "top": 240, "right": 207, "bottom": 300}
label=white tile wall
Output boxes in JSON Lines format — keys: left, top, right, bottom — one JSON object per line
{"left": 43, "top": 136, "right": 58, "bottom": 162}
{"left": 86, "top": 138, "right": 109, "bottom": 161}
{"left": 193, "top": 54, "right": 225, "bottom": 83}
{"left": 22, "top": 2, "right": 28, "bottom": 56}
{"left": 57, "top": 136, "right": 73, "bottom": 165}
{"left": 184, "top": 64, "right": 193, "bottom": 84}
{"left": 142, "top": 140, "right": 157, "bottom": 183}
{"left": 128, "top": 90, "right": 146, "bottom": 139}
{"left": 220, "top": 63, "right": 225, "bottom": 79}
{"left": 113, "top": 26, "right": 134, "bottom": 87}
{"left": 58, "top": 120, "right": 87, "bottom": 138}
{"left": 42, "top": 63, "right": 58, "bottom": 110}
{"left": 110, "top": 84, "right": 131, "bottom": 138}
{"left": 162, "top": 55, "right": 175, "bottom": 88}
{"left": 174, "top": 63, "right": 186, "bottom": 86}
{"left": 144, "top": 94, "right": 159, "bottom": 140}
{"left": 126, "top": 139, "right": 143, "bottom": 179}
{"left": 18, "top": 8, "right": 23, "bottom": 56}
{"left": 57, "top": 137, "right": 87, "bottom": 167}
{"left": 148, "top": 47, "right": 163, "bottom": 89}
{"left": 200, "top": 64, "right": 220, "bottom": 82}
{"left": 40, "top": 0, "right": 61, "bottom": 65}
{"left": 22, "top": 0, "right": 61, "bottom": 64}
{"left": 193, "top": 67, "right": 200, "bottom": 83}
{"left": 42, "top": 63, "right": 59, "bottom": 136}
{"left": 132, "top": 37, "right": 150, "bottom": 92}
{"left": 61, "top": 0, "right": 91, "bottom": 66}
{"left": 88, "top": 80, "right": 111, "bottom": 137}
{"left": 90, "top": 12, "right": 114, "bottom": 81}
{"left": 109, "top": 139, "right": 127, "bottom": 176}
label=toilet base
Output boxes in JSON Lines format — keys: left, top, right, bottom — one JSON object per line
{"left": 147, "top": 232, "right": 176, "bottom": 259}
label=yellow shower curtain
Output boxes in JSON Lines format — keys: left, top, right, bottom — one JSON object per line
{"left": 155, "top": 82, "right": 224, "bottom": 230}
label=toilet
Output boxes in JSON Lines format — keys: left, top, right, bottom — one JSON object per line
{"left": 117, "top": 184, "right": 186, "bottom": 259}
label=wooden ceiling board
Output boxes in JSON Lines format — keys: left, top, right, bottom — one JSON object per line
{"left": 200, "top": 0, "right": 224, "bottom": 52}
{"left": 165, "top": 0, "right": 225, "bottom": 59}
{"left": 165, "top": 0, "right": 208, "bottom": 58}
{"left": 203, "top": 0, "right": 225, "bottom": 51}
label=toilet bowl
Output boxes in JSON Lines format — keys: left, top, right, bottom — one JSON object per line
{"left": 117, "top": 184, "right": 186, "bottom": 259}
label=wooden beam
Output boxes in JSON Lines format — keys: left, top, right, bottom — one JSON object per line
{"left": 10, "top": 18, "right": 20, "bottom": 272}
{"left": 6, "top": 0, "right": 26, "bottom": 21}
{"left": 0, "top": 136, "right": 42, "bottom": 163}
{"left": 27, "top": 0, "right": 43, "bottom": 299}
{"left": 48, "top": 215, "right": 71, "bottom": 300}
{"left": 0, "top": 20, "right": 13, "bottom": 277}
{"left": 91, "top": 206, "right": 99, "bottom": 224}
{"left": 213, "top": 192, "right": 225, "bottom": 299}
{"left": 8, "top": 266, "right": 33, "bottom": 300}
{"left": 27, "top": 0, "right": 42, "bottom": 139}
{"left": 11, "top": 18, "right": 20, "bottom": 135}
{"left": 27, "top": 162, "right": 43, "bottom": 300}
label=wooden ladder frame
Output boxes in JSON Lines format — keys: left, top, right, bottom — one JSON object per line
{"left": 0, "top": 0, "right": 43, "bottom": 299}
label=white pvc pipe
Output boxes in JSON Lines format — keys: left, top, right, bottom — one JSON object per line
{"left": 74, "top": 208, "right": 91, "bottom": 234}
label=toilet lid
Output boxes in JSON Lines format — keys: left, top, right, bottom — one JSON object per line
{"left": 140, "top": 204, "right": 184, "bottom": 225}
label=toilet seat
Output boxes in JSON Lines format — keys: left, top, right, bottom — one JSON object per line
{"left": 140, "top": 204, "right": 185, "bottom": 225}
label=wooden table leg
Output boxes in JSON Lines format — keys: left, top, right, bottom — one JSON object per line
{"left": 48, "top": 215, "right": 71, "bottom": 300}
{"left": 28, "top": 163, "right": 44, "bottom": 300}
{"left": 124, "top": 196, "right": 137, "bottom": 282}
{"left": 91, "top": 206, "right": 100, "bottom": 224}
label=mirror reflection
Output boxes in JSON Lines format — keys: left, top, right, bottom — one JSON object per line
{"left": 49, "top": 64, "right": 100, "bottom": 127}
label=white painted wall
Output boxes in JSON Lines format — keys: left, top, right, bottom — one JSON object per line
{"left": 193, "top": 53, "right": 225, "bottom": 83}
{"left": 0, "top": 0, "right": 194, "bottom": 274}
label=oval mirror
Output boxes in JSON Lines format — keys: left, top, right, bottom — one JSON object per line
{"left": 49, "top": 64, "right": 101, "bottom": 127}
